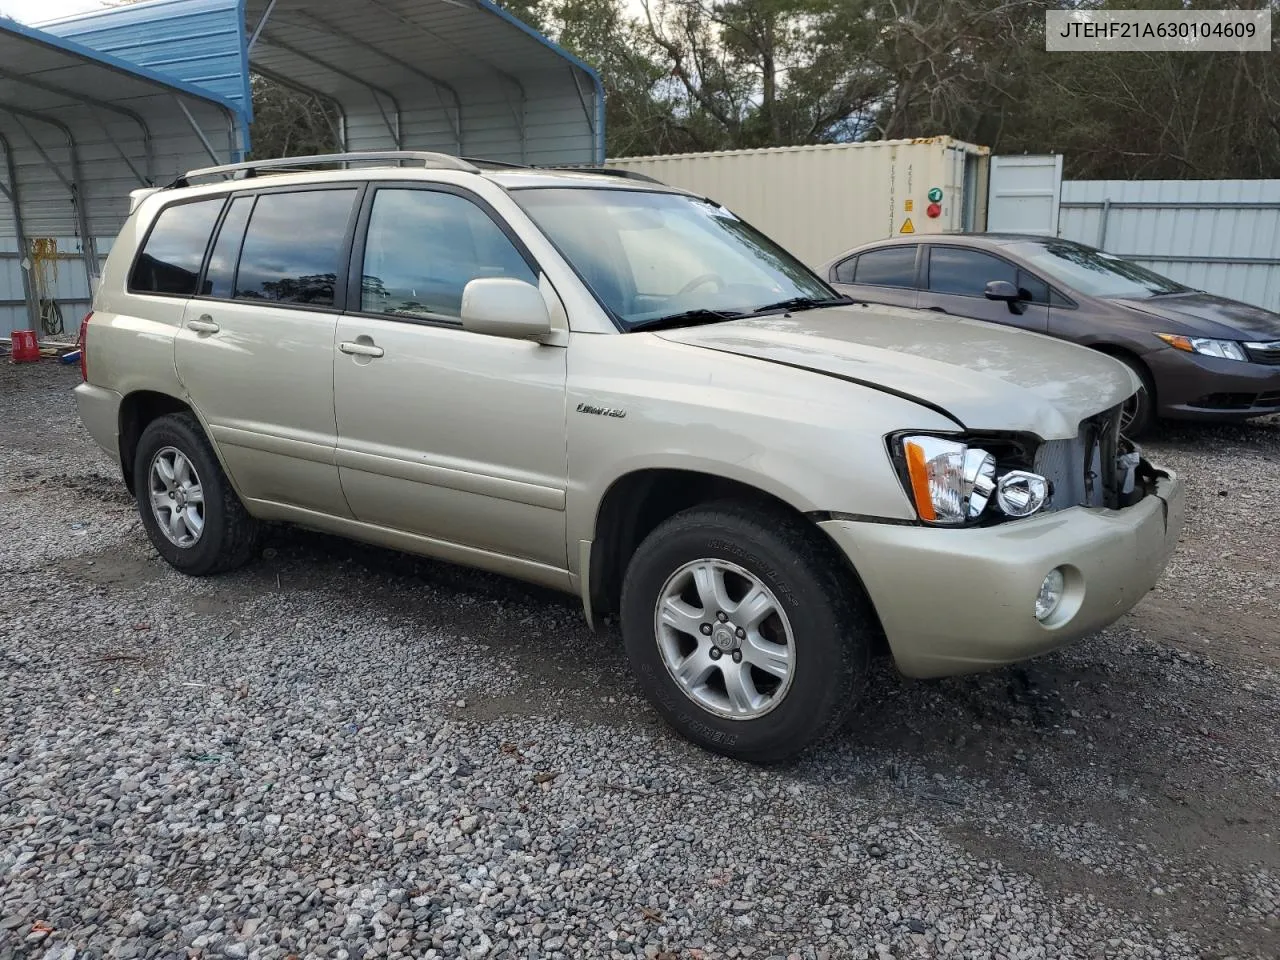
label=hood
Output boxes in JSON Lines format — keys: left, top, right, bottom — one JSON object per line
{"left": 1114, "top": 292, "right": 1280, "bottom": 341}
{"left": 655, "top": 304, "right": 1138, "bottom": 440}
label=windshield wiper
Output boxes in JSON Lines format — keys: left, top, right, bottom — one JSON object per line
{"left": 628, "top": 308, "right": 746, "bottom": 332}
{"left": 747, "top": 295, "right": 854, "bottom": 316}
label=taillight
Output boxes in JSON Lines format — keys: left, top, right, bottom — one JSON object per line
{"left": 78, "top": 312, "right": 92, "bottom": 381}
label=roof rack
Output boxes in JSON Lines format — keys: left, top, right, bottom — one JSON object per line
{"left": 168, "top": 151, "right": 481, "bottom": 188}
{"left": 548, "top": 166, "right": 664, "bottom": 185}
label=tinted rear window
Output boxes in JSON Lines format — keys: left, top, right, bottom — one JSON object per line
{"left": 130, "top": 198, "right": 224, "bottom": 296}
{"left": 234, "top": 190, "right": 358, "bottom": 306}
{"left": 202, "top": 195, "right": 254, "bottom": 299}
{"left": 854, "top": 246, "right": 916, "bottom": 288}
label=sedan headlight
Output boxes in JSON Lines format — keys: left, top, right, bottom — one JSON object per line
{"left": 898, "top": 435, "right": 1050, "bottom": 526}
{"left": 1156, "top": 333, "right": 1248, "bottom": 362}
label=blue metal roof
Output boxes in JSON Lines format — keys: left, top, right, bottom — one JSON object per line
{"left": 36, "top": 0, "right": 604, "bottom": 165}
{"left": 37, "top": 0, "right": 253, "bottom": 124}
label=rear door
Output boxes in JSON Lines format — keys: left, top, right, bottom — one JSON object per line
{"left": 828, "top": 244, "right": 919, "bottom": 308}
{"left": 174, "top": 185, "right": 361, "bottom": 516}
{"left": 915, "top": 244, "right": 1050, "bottom": 332}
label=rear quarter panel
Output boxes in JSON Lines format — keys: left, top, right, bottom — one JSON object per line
{"left": 88, "top": 197, "right": 187, "bottom": 403}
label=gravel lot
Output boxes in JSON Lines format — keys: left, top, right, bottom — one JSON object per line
{"left": 2, "top": 361, "right": 1278, "bottom": 960}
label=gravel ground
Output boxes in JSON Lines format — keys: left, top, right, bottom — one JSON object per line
{"left": 1, "top": 361, "right": 1277, "bottom": 960}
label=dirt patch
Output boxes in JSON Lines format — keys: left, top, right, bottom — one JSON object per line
{"left": 57, "top": 547, "right": 164, "bottom": 587}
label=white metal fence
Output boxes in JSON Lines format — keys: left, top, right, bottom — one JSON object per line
{"left": 1058, "top": 179, "right": 1280, "bottom": 312}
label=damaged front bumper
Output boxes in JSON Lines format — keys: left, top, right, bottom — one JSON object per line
{"left": 820, "top": 466, "right": 1184, "bottom": 678}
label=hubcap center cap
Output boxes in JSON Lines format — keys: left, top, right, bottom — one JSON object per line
{"left": 712, "top": 624, "right": 739, "bottom": 652}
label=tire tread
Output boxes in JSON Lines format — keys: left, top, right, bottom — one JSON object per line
{"left": 621, "top": 499, "right": 875, "bottom": 762}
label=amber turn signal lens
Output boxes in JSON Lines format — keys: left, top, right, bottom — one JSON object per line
{"left": 903, "top": 439, "right": 938, "bottom": 522}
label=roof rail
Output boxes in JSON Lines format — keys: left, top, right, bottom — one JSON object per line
{"left": 549, "top": 166, "right": 665, "bottom": 185}
{"left": 168, "top": 151, "right": 481, "bottom": 188}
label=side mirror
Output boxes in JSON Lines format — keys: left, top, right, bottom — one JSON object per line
{"left": 984, "top": 280, "right": 1021, "bottom": 302}
{"left": 461, "top": 277, "right": 552, "bottom": 341}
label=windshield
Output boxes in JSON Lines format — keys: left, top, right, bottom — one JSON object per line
{"left": 512, "top": 187, "right": 839, "bottom": 329}
{"left": 1020, "top": 241, "right": 1190, "bottom": 299}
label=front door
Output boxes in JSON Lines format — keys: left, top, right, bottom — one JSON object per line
{"left": 915, "top": 244, "right": 1051, "bottom": 332}
{"left": 174, "top": 186, "right": 361, "bottom": 516}
{"left": 332, "top": 184, "right": 569, "bottom": 570}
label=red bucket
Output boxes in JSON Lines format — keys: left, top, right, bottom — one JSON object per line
{"left": 9, "top": 329, "right": 40, "bottom": 363}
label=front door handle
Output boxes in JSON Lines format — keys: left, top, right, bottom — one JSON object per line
{"left": 187, "top": 316, "right": 220, "bottom": 334}
{"left": 339, "top": 340, "right": 385, "bottom": 358}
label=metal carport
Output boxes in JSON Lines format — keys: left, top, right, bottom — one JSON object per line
{"left": 0, "top": 17, "right": 243, "bottom": 339}
{"left": 42, "top": 0, "right": 606, "bottom": 166}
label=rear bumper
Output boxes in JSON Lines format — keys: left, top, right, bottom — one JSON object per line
{"left": 74, "top": 382, "right": 123, "bottom": 467}
{"left": 1149, "top": 348, "right": 1280, "bottom": 419}
{"left": 820, "top": 472, "right": 1184, "bottom": 678}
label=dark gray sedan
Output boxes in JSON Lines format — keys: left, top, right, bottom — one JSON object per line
{"left": 822, "top": 234, "right": 1280, "bottom": 434}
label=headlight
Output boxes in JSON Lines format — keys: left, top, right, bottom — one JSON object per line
{"left": 898, "top": 435, "right": 1048, "bottom": 526}
{"left": 1156, "top": 333, "right": 1247, "bottom": 362}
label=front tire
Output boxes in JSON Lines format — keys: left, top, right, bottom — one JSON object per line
{"left": 620, "top": 501, "right": 874, "bottom": 762}
{"left": 1116, "top": 354, "right": 1156, "bottom": 438}
{"left": 133, "top": 412, "right": 260, "bottom": 576}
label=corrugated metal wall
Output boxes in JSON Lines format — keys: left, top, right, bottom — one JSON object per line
{"left": 0, "top": 237, "right": 111, "bottom": 338}
{"left": 608, "top": 139, "right": 989, "bottom": 267}
{"left": 1059, "top": 179, "right": 1280, "bottom": 312}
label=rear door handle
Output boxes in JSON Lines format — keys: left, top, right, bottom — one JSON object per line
{"left": 339, "top": 340, "right": 385, "bottom": 358}
{"left": 187, "top": 316, "right": 220, "bottom": 334}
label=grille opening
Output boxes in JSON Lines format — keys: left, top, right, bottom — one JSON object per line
{"left": 1244, "top": 344, "right": 1280, "bottom": 366}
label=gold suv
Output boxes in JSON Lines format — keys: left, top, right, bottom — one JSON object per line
{"left": 75, "top": 152, "right": 1184, "bottom": 761}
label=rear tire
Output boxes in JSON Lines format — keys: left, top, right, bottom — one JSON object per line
{"left": 133, "top": 413, "right": 260, "bottom": 576}
{"left": 620, "top": 501, "right": 874, "bottom": 762}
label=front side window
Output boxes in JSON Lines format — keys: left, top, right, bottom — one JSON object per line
{"left": 928, "top": 247, "right": 1016, "bottom": 297}
{"left": 513, "top": 187, "right": 835, "bottom": 329}
{"left": 1017, "top": 269, "right": 1050, "bottom": 304}
{"left": 853, "top": 246, "right": 917, "bottom": 288}
{"left": 235, "top": 189, "right": 358, "bottom": 306}
{"left": 130, "top": 198, "right": 224, "bottom": 296}
{"left": 1019, "top": 240, "right": 1190, "bottom": 299}
{"left": 360, "top": 189, "right": 536, "bottom": 321}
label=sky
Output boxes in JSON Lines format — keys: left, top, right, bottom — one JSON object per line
{"left": 0, "top": 0, "right": 112, "bottom": 24}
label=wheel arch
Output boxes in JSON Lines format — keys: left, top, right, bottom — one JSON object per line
{"left": 585, "top": 467, "right": 885, "bottom": 652}
{"left": 117, "top": 390, "right": 195, "bottom": 494}
{"left": 1087, "top": 343, "right": 1157, "bottom": 401}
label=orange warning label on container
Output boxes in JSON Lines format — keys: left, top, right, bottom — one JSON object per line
{"left": 904, "top": 200, "right": 914, "bottom": 212}
{"left": 900, "top": 218, "right": 915, "bottom": 234}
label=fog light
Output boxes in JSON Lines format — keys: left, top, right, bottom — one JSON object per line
{"left": 997, "top": 470, "right": 1049, "bottom": 518}
{"left": 1036, "top": 568, "right": 1066, "bottom": 622}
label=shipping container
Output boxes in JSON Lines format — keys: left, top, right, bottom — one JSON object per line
{"left": 607, "top": 137, "right": 990, "bottom": 267}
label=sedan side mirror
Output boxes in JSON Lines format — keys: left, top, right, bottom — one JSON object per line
{"left": 461, "top": 277, "right": 552, "bottom": 341}
{"left": 984, "top": 280, "right": 1021, "bottom": 302}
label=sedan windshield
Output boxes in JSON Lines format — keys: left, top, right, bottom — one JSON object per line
{"left": 1020, "top": 240, "right": 1190, "bottom": 299}
{"left": 512, "top": 187, "right": 841, "bottom": 329}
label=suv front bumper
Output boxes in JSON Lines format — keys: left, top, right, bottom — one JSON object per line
{"left": 819, "top": 472, "right": 1184, "bottom": 678}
